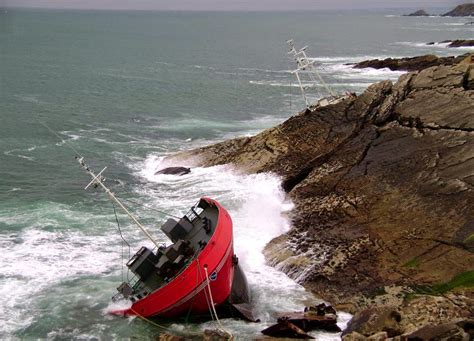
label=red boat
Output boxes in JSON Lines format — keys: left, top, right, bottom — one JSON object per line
{"left": 75, "top": 157, "right": 250, "bottom": 320}
{"left": 111, "top": 197, "right": 250, "bottom": 319}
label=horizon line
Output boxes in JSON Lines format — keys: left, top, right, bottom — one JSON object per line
{"left": 2, "top": 5, "right": 453, "bottom": 12}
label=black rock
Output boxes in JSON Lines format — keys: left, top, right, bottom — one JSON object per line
{"left": 155, "top": 167, "right": 191, "bottom": 176}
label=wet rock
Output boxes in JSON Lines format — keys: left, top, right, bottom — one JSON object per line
{"left": 276, "top": 303, "right": 341, "bottom": 332}
{"left": 305, "top": 302, "right": 337, "bottom": 315}
{"left": 342, "top": 331, "right": 367, "bottom": 340}
{"left": 428, "top": 40, "right": 474, "bottom": 48}
{"left": 352, "top": 54, "right": 469, "bottom": 72}
{"left": 446, "top": 39, "right": 474, "bottom": 48}
{"left": 157, "top": 333, "right": 185, "bottom": 341}
{"left": 442, "top": 3, "right": 474, "bottom": 17}
{"left": 203, "top": 329, "right": 232, "bottom": 340}
{"left": 261, "top": 319, "right": 314, "bottom": 339}
{"left": 155, "top": 167, "right": 191, "bottom": 176}
{"left": 343, "top": 307, "right": 403, "bottom": 338}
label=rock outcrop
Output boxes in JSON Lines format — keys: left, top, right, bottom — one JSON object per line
{"left": 404, "top": 10, "right": 429, "bottom": 17}
{"left": 442, "top": 3, "right": 474, "bottom": 17}
{"left": 352, "top": 54, "right": 469, "bottom": 71}
{"left": 427, "top": 40, "right": 474, "bottom": 48}
{"left": 446, "top": 39, "right": 474, "bottom": 48}
{"left": 171, "top": 57, "right": 474, "bottom": 335}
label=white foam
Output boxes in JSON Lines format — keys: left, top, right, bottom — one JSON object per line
{"left": 330, "top": 63, "right": 405, "bottom": 80}
{"left": 308, "top": 55, "right": 394, "bottom": 63}
{"left": 0, "top": 204, "right": 122, "bottom": 336}
{"left": 137, "top": 156, "right": 320, "bottom": 320}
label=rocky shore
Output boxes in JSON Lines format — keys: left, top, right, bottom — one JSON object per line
{"left": 352, "top": 53, "right": 472, "bottom": 72}
{"left": 402, "top": 3, "right": 474, "bottom": 17}
{"left": 170, "top": 55, "right": 474, "bottom": 338}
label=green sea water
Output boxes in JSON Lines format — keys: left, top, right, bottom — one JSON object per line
{"left": 0, "top": 8, "right": 472, "bottom": 339}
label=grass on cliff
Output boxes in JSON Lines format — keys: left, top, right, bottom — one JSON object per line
{"left": 414, "top": 271, "right": 474, "bottom": 295}
{"left": 403, "top": 257, "right": 419, "bottom": 268}
{"left": 464, "top": 233, "right": 474, "bottom": 244}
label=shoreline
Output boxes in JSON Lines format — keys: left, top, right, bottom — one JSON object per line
{"left": 169, "top": 53, "right": 474, "bottom": 337}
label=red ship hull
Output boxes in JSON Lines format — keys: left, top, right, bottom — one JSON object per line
{"left": 112, "top": 198, "right": 235, "bottom": 318}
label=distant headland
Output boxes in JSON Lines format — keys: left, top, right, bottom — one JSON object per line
{"left": 404, "top": 3, "right": 474, "bottom": 17}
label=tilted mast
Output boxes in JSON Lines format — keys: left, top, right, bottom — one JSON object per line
{"left": 287, "top": 39, "right": 336, "bottom": 108}
{"left": 76, "top": 156, "right": 161, "bottom": 249}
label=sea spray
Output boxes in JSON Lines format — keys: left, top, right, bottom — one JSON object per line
{"left": 134, "top": 155, "right": 352, "bottom": 337}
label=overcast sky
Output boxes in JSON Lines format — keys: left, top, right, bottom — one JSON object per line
{"left": 2, "top": 0, "right": 468, "bottom": 11}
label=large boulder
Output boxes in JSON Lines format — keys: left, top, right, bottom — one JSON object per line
{"left": 342, "top": 307, "right": 403, "bottom": 337}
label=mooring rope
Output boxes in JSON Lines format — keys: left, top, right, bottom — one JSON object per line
{"left": 129, "top": 307, "right": 173, "bottom": 332}
{"left": 203, "top": 266, "right": 234, "bottom": 340}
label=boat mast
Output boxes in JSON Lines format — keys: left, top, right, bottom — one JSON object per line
{"left": 287, "top": 39, "right": 335, "bottom": 108}
{"left": 76, "top": 156, "right": 161, "bottom": 249}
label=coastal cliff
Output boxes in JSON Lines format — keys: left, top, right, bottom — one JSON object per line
{"left": 442, "top": 3, "right": 474, "bottom": 17}
{"left": 173, "top": 57, "right": 474, "bottom": 336}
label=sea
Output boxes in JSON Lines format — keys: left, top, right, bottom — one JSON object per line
{"left": 0, "top": 7, "right": 472, "bottom": 339}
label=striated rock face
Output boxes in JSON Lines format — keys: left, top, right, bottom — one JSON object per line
{"left": 352, "top": 54, "right": 469, "bottom": 72}
{"left": 173, "top": 57, "right": 474, "bottom": 320}
{"left": 442, "top": 3, "right": 474, "bottom": 17}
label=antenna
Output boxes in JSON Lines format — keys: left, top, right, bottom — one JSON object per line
{"left": 287, "top": 39, "right": 336, "bottom": 108}
{"left": 76, "top": 156, "right": 161, "bottom": 249}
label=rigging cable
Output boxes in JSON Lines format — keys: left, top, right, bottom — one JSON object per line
{"left": 290, "top": 78, "right": 292, "bottom": 113}
{"left": 120, "top": 196, "right": 181, "bottom": 220}
{"left": 112, "top": 202, "right": 131, "bottom": 282}
{"left": 36, "top": 117, "right": 179, "bottom": 221}
{"left": 203, "top": 265, "right": 233, "bottom": 340}
{"left": 35, "top": 117, "right": 83, "bottom": 158}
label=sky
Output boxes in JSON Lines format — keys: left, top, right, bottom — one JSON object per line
{"left": 2, "top": 0, "right": 468, "bottom": 11}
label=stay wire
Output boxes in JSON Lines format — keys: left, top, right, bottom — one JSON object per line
{"left": 120, "top": 196, "right": 181, "bottom": 220}
{"left": 112, "top": 202, "right": 131, "bottom": 282}
{"left": 37, "top": 117, "right": 180, "bottom": 220}
{"left": 35, "top": 117, "right": 83, "bottom": 158}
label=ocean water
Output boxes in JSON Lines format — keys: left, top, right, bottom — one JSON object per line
{"left": 0, "top": 8, "right": 472, "bottom": 339}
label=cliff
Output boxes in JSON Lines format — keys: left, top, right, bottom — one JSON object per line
{"left": 442, "top": 3, "right": 474, "bottom": 16}
{"left": 172, "top": 57, "right": 474, "bottom": 335}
